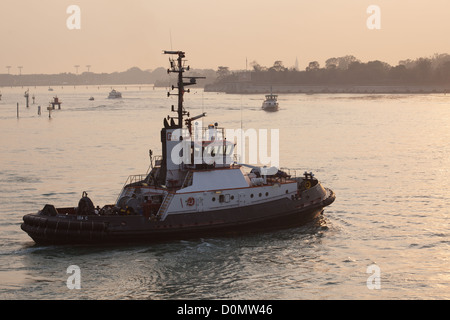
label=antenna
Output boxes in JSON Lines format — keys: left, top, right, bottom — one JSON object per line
{"left": 240, "top": 95, "right": 243, "bottom": 163}
{"left": 164, "top": 51, "right": 206, "bottom": 128}
{"left": 169, "top": 29, "right": 173, "bottom": 51}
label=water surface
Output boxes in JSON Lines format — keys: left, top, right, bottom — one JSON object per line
{"left": 0, "top": 86, "right": 448, "bottom": 299}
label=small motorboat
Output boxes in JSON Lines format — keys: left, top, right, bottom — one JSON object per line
{"left": 262, "top": 89, "right": 279, "bottom": 111}
{"left": 108, "top": 89, "right": 122, "bottom": 99}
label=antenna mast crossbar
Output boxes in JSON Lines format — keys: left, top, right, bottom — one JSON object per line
{"left": 163, "top": 50, "right": 205, "bottom": 129}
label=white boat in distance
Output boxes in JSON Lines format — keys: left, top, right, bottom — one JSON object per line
{"left": 262, "top": 92, "right": 279, "bottom": 111}
{"left": 262, "top": 87, "right": 278, "bottom": 111}
{"left": 108, "top": 89, "right": 122, "bottom": 99}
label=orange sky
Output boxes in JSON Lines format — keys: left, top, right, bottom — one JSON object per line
{"left": 1, "top": 0, "right": 449, "bottom": 74}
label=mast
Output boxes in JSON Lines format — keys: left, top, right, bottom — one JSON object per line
{"left": 164, "top": 50, "right": 205, "bottom": 128}
{"left": 158, "top": 51, "right": 206, "bottom": 188}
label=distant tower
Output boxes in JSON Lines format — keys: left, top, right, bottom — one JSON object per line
{"left": 74, "top": 65, "right": 80, "bottom": 74}
{"left": 86, "top": 65, "right": 91, "bottom": 72}
{"left": 18, "top": 66, "right": 23, "bottom": 75}
{"left": 295, "top": 57, "right": 299, "bottom": 71}
{"left": 6, "top": 66, "right": 11, "bottom": 74}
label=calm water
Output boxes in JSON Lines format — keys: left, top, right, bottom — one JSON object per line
{"left": 0, "top": 86, "right": 448, "bottom": 299}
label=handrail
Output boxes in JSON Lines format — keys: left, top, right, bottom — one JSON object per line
{"left": 115, "top": 174, "right": 148, "bottom": 204}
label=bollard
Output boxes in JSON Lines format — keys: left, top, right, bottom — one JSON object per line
{"left": 24, "top": 90, "right": 29, "bottom": 108}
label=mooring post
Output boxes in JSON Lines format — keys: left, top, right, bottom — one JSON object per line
{"left": 17, "top": 103, "right": 19, "bottom": 118}
{"left": 24, "top": 90, "right": 29, "bottom": 108}
{"left": 38, "top": 105, "right": 41, "bottom": 116}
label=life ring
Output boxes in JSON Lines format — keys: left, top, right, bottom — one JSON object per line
{"left": 187, "top": 197, "right": 195, "bottom": 206}
{"left": 305, "top": 181, "right": 312, "bottom": 189}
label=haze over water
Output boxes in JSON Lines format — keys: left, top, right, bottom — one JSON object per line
{"left": 0, "top": 86, "right": 448, "bottom": 299}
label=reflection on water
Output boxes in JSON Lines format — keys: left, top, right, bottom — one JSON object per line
{"left": 0, "top": 86, "right": 449, "bottom": 299}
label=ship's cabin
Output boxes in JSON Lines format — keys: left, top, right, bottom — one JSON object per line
{"left": 264, "top": 94, "right": 278, "bottom": 101}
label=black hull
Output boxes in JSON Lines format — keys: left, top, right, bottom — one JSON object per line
{"left": 21, "top": 191, "right": 335, "bottom": 245}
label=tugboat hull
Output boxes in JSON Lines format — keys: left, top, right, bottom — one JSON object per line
{"left": 21, "top": 190, "right": 335, "bottom": 245}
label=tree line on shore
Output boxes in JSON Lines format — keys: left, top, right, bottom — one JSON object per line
{"left": 214, "top": 53, "right": 450, "bottom": 86}
{"left": 3, "top": 53, "right": 450, "bottom": 88}
{"left": 0, "top": 67, "right": 217, "bottom": 87}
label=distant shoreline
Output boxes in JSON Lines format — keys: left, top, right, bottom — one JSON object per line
{"left": 2, "top": 83, "right": 449, "bottom": 95}
{"left": 204, "top": 83, "right": 450, "bottom": 94}
{"left": 0, "top": 67, "right": 217, "bottom": 88}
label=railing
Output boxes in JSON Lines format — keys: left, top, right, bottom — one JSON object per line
{"left": 279, "top": 168, "right": 299, "bottom": 179}
{"left": 115, "top": 174, "right": 148, "bottom": 204}
{"left": 123, "top": 174, "right": 148, "bottom": 186}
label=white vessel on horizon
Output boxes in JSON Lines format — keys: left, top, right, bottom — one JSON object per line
{"left": 262, "top": 89, "right": 279, "bottom": 111}
{"left": 108, "top": 89, "right": 122, "bottom": 99}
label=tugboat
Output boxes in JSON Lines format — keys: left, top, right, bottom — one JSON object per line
{"left": 262, "top": 88, "right": 279, "bottom": 112}
{"left": 21, "top": 51, "right": 335, "bottom": 245}
{"left": 108, "top": 89, "right": 122, "bottom": 99}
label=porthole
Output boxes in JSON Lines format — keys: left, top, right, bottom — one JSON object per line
{"left": 285, "top": 190, "right": 288, "bottom": 194}
{"left": 265, "top": 192, "right": 269, "bottom": 196}
{"left": 250, "top": 194, "right": 254, "bottom": 198}
{"left": 212, "top": 197, "right": 216, "bottom": 201}
{"left": 231, "top": 195, "right": 235, "bottom": 200}
{"left": 259, "top": 193, "right": 262, "bottom": 197}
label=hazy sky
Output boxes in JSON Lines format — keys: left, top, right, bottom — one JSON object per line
{"left": 1, "top": 0, "right": 450, "bottom": 74}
